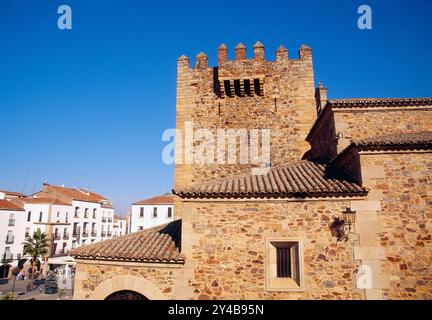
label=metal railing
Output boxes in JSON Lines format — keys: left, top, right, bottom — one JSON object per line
{"left": 91, "top": 230, "right": 97, "bottom": 237}
{"left": 8, "top": 219, "right": 15, "bottom": 226}
{"left": 5, "top": 236, "right": 14, "bottom": 244}
{"left": 102, "top": 217, "right": 107, "bottom": 223}
{"left": 82, "top": 231, "right": 89, "bottom": 237}
{"left": 101, "top": 232, "right": 106, "bottom": 237}
{"left": 107, "top": 231, "right": 112, "bottom": 237}
{"left": 54, "top": 234, "right": 61, "bottom": 240}
{"left": 108, "top": 218, "right": 113, "bottom": 223}
{"left": 63, "top": 233, "right": 69, "bottom": 240}
{"left": 1, "top": 253, "right": 13, "bottom": 264}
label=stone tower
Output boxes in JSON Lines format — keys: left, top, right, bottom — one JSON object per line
{"left": 174, "top": 42, "right": 316, "bottom": 190}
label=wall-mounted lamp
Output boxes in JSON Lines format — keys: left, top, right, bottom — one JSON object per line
{"left": 330, "top": 208, "right": 356, "bottom": 242}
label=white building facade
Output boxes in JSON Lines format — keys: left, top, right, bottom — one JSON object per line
{"left": 129, "top": 194, "right": 174, "bottom": 233}
{"left": 0, "top": 183, "right": 116, "bottom": 271}
{"left": 0, "top": 197, "right": 27, "bottom": 268}
{"left": 112, "top": 215, "right": 127, "bottom": 237}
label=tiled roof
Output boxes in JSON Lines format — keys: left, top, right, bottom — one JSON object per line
{"left": 0, "top": 190, "right": 24, "bottom": 197}
{"left": 327, "top": 97, "right": 432, "bottom": 108}
{"left": 71, "top": 220, "right": 184, "bottom": 263}
{"left": 22, "top": 197, "right": 70, "bottom": 206}
{"left": 0, "top": 199, "right": 24, "bottom": 211}
{"left": 42, "top": 185, "right": 111, "bottom": 204}
{"left": 354, "top": 131, "right": 432, "bottom": 147}
{"left": 331, "top": 131, "right": 432, "bottom": 164}
{"left": 133, "top": 194, "right": 174, "bottom": 205}
{"left": 174, "top": 161, "right": 367, "bottom": 199}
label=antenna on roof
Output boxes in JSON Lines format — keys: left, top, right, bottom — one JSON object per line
{"left": 21, "top": 169, "right": 31, "bottom": 194}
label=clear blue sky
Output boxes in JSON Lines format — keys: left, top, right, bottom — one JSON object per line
{"left": 0, "top": 0, "right": 431, "bottom": 214}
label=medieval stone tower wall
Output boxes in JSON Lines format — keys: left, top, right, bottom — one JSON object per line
{"left": 174, "top": 42, "right": 316, "bottom": 190}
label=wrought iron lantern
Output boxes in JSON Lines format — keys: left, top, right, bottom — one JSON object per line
{"left": 330, "top": 208, "right": 356, "bottom": 242}
{"left": 342, "top": 207, "right": 356, "bottom": 226}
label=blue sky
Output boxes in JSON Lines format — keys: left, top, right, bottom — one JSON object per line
{"left": 0, "top": 0, "right": 431, "bottom": 214}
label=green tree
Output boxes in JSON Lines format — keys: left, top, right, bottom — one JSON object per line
{"left": 22, "top": 229, "right": 49, "bottom": 287}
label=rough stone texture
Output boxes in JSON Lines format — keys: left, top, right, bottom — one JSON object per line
{"left": 73, "top": 262, "right": 181, "bottom": 300}
{"left": 307, "top": 106, "right": 432, "bottom": 162}
{"left": 180, "top": 200, "right": 364, "bottom": 300}
{"left": 360, "top": 152, "right": 432, "bottom": 299}
{"left": 174, "top": 44, "right": 316, "bottom": 190}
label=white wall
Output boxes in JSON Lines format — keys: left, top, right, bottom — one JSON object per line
{"left": 130, "top": 204, "right": 174, "bottom": 233}
{"left": 0, "top": 209, "right": 27, "bottom": 266}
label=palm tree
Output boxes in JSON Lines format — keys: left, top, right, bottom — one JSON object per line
{"left": 22, "top": 229, "right": 49, "bottom": 288}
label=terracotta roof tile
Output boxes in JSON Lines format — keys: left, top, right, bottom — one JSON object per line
{"left": 0, "top": 190, "right": 24, "bottom": 197}
{"left": 331, "top": 131, "right": 432, "bottom": 164}
{"left": 71, "top": 220, "right": 184, "bottom": 263}
{"left": 327, "top": 97, "right": 432, "bottom": 108}
{"left": 174, "top": 160, "right": 367, "bottom": 199}
{"left": 0, "top": 199, "right": 24, "bottom": 211}
{"left": 133, "top": 194, "right": 174, "bottom": 205}
{"left": 354, "top": 131, "right": 432, "bottom": 147}
{"left": 22, "top": 197, "right": 70, "bottom": 206}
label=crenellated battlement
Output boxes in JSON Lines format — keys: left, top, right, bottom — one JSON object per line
{"left": 175, "top": 40, "right": 317, "bottom": 190}
{"left": 177, "top": 42, "right": 313, "bottom": 70}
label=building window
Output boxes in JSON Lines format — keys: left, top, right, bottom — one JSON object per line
{"left": 75, "top": 207, "right": 79, "bottom": 218}
{"left": 84, "top": 208, "right": 89, "bottom": 218}
{"left": 153, "top": 207, "right": 158, "bottom": 218}
{"left": 39, "top": 212, "right": 43, "bottom": 222}
{"left": 139, "top": 226, "right": 144, "bottom": 231}
{"left": 167, "top": 207, "right": 172, "bottom": 218}
{"left": 25, "top": 228, "right": 30, "bottom": 238}
{"left": 266, "top": 238, "right": 303, "bottom": 291}
{"left": 93, "top": 208, "right": 97, "bottom": 219}
{"left": 27, "top": 211, "right": 31, "bottom": 222}
{"left": 140, "top": 207, "right": 144, "bottom": 217}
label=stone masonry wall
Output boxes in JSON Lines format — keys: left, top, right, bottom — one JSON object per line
{"left": 334, "top": 108, "right": 432, "bottom": 154}
{"left": 180, "top": 199, "right": 365, "bottom": 300}
{"left": 74, "top": 261, "right": 182, "bottom": 300}
{"left": 360, "top": 152, "right": 432, "bottom": 299}
{"left": 307, "top": 107, "right": 432, "bottom": 162}
{"left": 174, "top": 44, "right": 316, "bottom": 190}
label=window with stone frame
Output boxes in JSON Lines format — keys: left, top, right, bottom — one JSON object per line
{"left": 266, "top": 238, "right": 303, "bottom": 291}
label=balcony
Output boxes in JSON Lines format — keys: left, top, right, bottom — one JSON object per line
{"left": 63, "top": 233, "right": 69, "bottom": 240}
{"left": 107, "top": 231, "right": 112, "bottom": 237}
{"left": 1, "top": 253, "right": 13, "bottom": 264}
{"left": 5, "top": 236, "right": 14, "bottom": 244}
{"left": 82, "top": 231, "right": 89, "bottom": 238}
{"left": 101, "top": 232, "right": 106, "bottom": 238}
{"left": 54, "top": 234, "right": 61, "bottom": 240}
{"left": 102, "top": 217, "right": 107, "bottom": 223}
{"left": 8, "top": 219, "right": 15, "bottom": 227}
{"left": 72, "top": 231, "right": 79, "bottom": 237}
{"left": 108, "top": 218, "right": 113, "bottom": 223}
{"left": 91, "top": 230, "right": 97, "bottom": 237}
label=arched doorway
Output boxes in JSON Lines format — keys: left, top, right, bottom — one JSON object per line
{"left": 105, "top": 290, "right": 148, "bottom": 300}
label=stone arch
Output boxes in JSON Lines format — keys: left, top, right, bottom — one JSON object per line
{"left": 88, "top": 275, "right": 168, "bottom": 300}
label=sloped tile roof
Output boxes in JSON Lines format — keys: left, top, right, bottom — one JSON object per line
{"left": 327, "top": 97, "right": 432, "bottom": 108}
{"left": 331, "top": 131, "right": 432, "bottom": 164}
{"left": 354, "top": 131, "right": 432, "bottom": 147}
{"left": 71, "top": 220, "right": 184, "bottom": 263}
{"left": 0, "top": 190, "right": 24, "bottom": 197}
{"left": 21, "top": 197, "right": 70, "bottom": 206}
{"left": 133, "top": 194, "right": 174, "bottom": 205}
{"left": 173, "top": 160, "right": 367, "bottom": 199}
{"left": 0, "top": 199, "right": 24, "bottom": 211}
